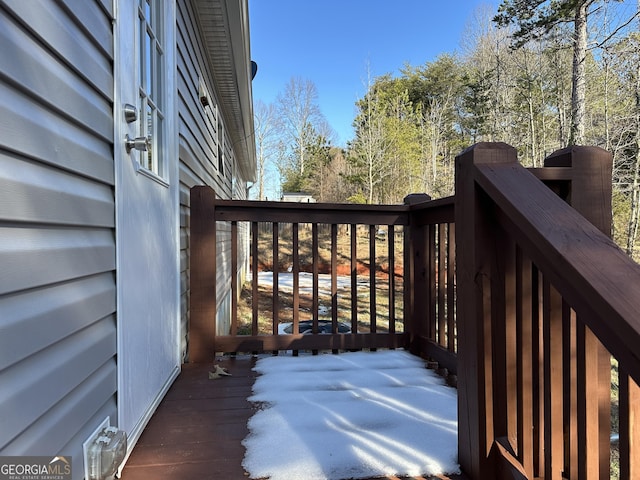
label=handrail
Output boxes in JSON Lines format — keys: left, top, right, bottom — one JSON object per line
{"left": 455, "top": 142, "right": 640, "bottom": 479}
{"left": 211, "top": 198, "right": 412, "bottom": 225}
{"left": 474, "top": 161, "right": 640, "bottom": 380}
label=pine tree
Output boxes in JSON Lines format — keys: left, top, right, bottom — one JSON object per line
{"left": 494, "top": 0, "right": 606, "bottom": 145}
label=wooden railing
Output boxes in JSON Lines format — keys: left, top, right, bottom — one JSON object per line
{"left": 189, "top": 189, "right": 456, "bottom": 362}
{"left": 404, "top": 194, "right": 458, "bottom": 375}
{"left": 455, "top": 143, "right": 640, "bottom": 479}
{"left": 189, "top": 141, "right": 640, "bottom": 479}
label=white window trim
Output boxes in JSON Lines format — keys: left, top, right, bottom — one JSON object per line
{"left": 135, "top": 162, "right": 170, "bottom": 187}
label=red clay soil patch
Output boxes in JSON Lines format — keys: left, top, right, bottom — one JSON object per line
{"left": 257, "top": 259, "right": 403, "bottom": 280}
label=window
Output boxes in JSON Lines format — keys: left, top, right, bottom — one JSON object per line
{"left": 138, "top": 0, "right": 165, "bottom": 177}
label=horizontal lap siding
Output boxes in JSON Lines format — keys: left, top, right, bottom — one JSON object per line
{"left": 177, "top": 0, "right": 240, "bottom": 360}
{"left": 0, "top": 2, "right": 116, "bottom": 479}
{"left": 229, "top": 149, "right": 251, "bottom": 288}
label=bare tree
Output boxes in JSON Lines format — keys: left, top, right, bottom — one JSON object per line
{"left": 276, "top": 77, "right": 325, "bottom": 178}
{"left": 571, "top": 1, "right": 589, "bottom": 145}
{"left": 462, "top": 4, "right": 510, "bottom": 142}
{"left": 627, "top": 26, "right": 640, "bottom": 259}
{"left": 253, "top": 100, "right": 279, "bottom": 200}
{"left": 350, "top": 66, "right": 392, "bottom": 204}
{"left": 494, "top": 0, "right": 595, "bottom": 145}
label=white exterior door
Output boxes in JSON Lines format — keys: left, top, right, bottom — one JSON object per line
{"left": 114, "top": 0, "right": 179, "bottom": 446}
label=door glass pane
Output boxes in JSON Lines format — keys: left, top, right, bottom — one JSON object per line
{"left": 154, "top": 44, "right": 163, "bottom": 109}
{"left": 156, "top": 116, "right": 164, "bottom": 173}
{"left": 145, "top": 30, "right": 152, "bottom": 98}
{"left": 145, "top": 103, "right": 153, "bottom": 170}
{"left": 138, "top": 17, "right": 144, "bottom": 87}
{"left": 137, "top": 0, "right": 165, "bottom": 178}
{"left": 153, "top": 1, "right": 163, "bottom": 42}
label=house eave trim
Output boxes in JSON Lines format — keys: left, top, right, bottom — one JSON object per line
{"left": 194, "top": 0, "right": 256, "bottom": 182}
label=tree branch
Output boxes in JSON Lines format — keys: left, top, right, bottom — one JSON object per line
{"left": 589, "top": 10, "right": 640, "bottom": 50}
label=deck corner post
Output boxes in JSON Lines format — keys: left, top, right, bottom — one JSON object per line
{"left": 544, "top": 145, "right": 612, "bottom": 236}
{"left": 189, "top": 186, "right": 217, "bottom": 363}
{"left": 454, "top": 142, "right": 518, "bottom": 478}
{"left": 544, "top": 145, "right": 613, "bottom": 476}
{"left": 404, "top": 193, "right": 432, "bottom": 356}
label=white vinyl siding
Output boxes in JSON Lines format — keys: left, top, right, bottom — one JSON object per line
{"left": 177, "top": 0, "right": 248, "bottom": 360}
{"left": 0, "top": 2, "right": 117, "bottom": 479}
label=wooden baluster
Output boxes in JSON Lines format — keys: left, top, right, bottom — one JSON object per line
{"left": 446, "top": 223, "right": 456, "bottom": 354}
{"left": 532, "top": 266, "right": 544, "bottom": 477}
{"left": 631, "top": 378, "right": 639, "bottom": 477}
{"left": 491, "top": 224, "right": 510, "bottom": 444}
{"left": 504, "top": 237, "right": 518, "bottom": 456}
{"left": 292, "top": 223, "right": 299, "bottom": 356}
{"left": 619, "top": 369, "right": 640, "bottom": 480}
{"left": 428, "top": 223, "right": 436, "bottom": 343}
{"left": 516, "top": 248, "right": 534, "bottom": 478}
{"left": 563, "top": 303, "right": 578, "bottom": 479}
{"left": 577, "top": 318, "right": 600, "bottom": 480}
{"left": 331, "top": 223, "right": 338, "bottom": 354}
{"left": 543, "top": 279, "right": 564, "bottom": 480}
{"left": 350, "top": 223, "right": 358, "bottom": 337}
{"left": 231, "top": 221, "right": 238, "bottom": 336}
{"left": 312, "top": 223, "right": 319, "bottom": 354}
{"left": 369, "top": 224, "right": 377, "bottom": 350}
{"left": 438, "top": 223, "right": 446, "bottom": 347}
{"left": 388, "top": 224, "right": 396, "bottom": 344}
{"left": 272, "top": 223, "right": 279, "bottom": 355}
{"left": 251, "top": 222, "right": 258, "bottom": 338}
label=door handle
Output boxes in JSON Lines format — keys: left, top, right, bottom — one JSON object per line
{"left": 125, "top": 134, "right": 149, "bottom": 153}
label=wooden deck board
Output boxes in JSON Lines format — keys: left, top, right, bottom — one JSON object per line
{"left": 121, "top": 356, "right": 257, "bottom": 480}
{"left": 121, "top": 355, "right": 469, "bottom": 480}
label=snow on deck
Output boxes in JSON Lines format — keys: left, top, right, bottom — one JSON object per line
{"left": 242, "top": 350, "right": 460, "bottom": 480}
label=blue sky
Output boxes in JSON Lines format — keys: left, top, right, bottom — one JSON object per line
{"left": 249, "top": 1, "right": 498, "bottom": 146}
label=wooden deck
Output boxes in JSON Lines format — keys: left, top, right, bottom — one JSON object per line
{"left": 121, "top": 355, "right": 468, "bottom": 480}
{"left": 121, "top": 356, "right": 257, "bottom": 479}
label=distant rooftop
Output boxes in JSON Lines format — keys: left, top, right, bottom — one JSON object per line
{"left": 281, "top": 192, "right": 316, "bottom": 203}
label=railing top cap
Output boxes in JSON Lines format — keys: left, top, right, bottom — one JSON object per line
{"left": 459, "top": 142, "right": 516, "bottom": 154}
{"left": 456, "top": 142, "right": 518, "bottom": 165}
{"left": 544, "top": 145, "right": 612, "bottom": 168}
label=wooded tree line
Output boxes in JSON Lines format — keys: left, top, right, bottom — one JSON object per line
{"left": 254, "top": 0, "right": 640, "bottom": 260}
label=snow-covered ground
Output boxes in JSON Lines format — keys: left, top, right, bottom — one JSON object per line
{"left": 257, "top": 271, "right": 370, "bottom": 297}
{"left": 242, "top": 350, "right": 460, "bottom": 480}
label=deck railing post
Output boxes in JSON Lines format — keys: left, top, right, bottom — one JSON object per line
{"left": 189, "top": 186, "right": 217, "bottom": 363}
{"left": 543, "top": 146, "right": 613, "bottom": 479}
{"left": 544, "top": 146, "right": 612, "bottom": 235}
{"left": 455, "top": 142, "right": 519, "bottom": 479}
{"left": 404, "top": 193, "right": 431, "bottom": 356}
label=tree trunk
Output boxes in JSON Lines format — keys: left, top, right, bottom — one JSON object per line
{"left": 628, "top": 148, "right": 640, "bottom": 259}
{"left": 603, "top": 51, "right": 611, "bottom": 151}
{"left": 523, "top": 49, "right": 538, "bottom": 166}
{"left": 569, "top": 2, "right": 588, "bottom": 145}
{"left": 258, "top": 150, "right": 265, "bottom": 200}
{"left": 627, "top": 15, "right": 640, "bottom": 259}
